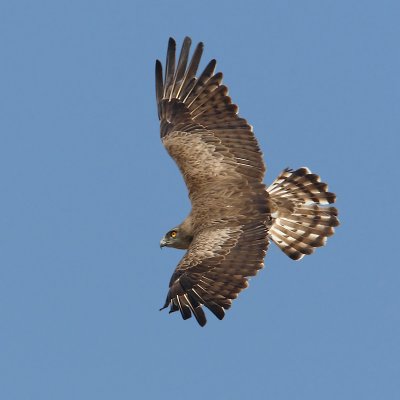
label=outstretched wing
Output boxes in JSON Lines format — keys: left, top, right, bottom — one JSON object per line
{"left": 155, "top": 37, "right": 266, "bottom": 199}
{"left": 161, "top": 220, "right": 269, "bottom": 326}
{"left": 156, "top": 37, "right": 271, "bottom": 325}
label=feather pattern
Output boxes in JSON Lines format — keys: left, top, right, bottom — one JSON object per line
{"left": 160, "top": 221, "right": 269, "bottom": 325}
{"left": 155, "top": 37, "right": 266, "bottom": 198}
{"left": 267, "top": 168, "right": 339, "bottom": 260}
{"left": 155, "top": 38, "right": 339, "bottom": 326}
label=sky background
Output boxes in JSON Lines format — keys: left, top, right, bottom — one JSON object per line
{"left": 1, "top": 0, "right": 399, "bottom": 399}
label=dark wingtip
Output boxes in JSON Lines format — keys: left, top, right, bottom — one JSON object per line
{"left": 155, "top": 60, "right": 163, "bottom": 114}
{"left": 155, "top": 60, "right": 163, "bottom": 82}
{"left": 168, "top": 37, "right": 176, "bottom": 47}
{"left": 192, "top": 306, "right": 207, "bottom": 327}
{"left": 183, "top": 36, "right": 192, "bottom": 45}
{"left": 205, "top": 302, "right": 225, "bottom": 320}
{"left": 159, "top": 296, "right": 170, "bottom": 311}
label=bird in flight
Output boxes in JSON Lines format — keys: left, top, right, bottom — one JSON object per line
{"left": 155, "top": 37, "right": 339, "bottom": 326}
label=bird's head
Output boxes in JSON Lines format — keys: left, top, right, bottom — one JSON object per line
{"left": 160, "top": 227, "right": 192, "bottom": 250}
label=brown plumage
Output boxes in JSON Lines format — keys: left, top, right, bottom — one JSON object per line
{"left": 156, "top": 37, "right": 339, "bottom": 326}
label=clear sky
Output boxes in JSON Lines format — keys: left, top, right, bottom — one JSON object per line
{"left": 1, "top": 1, "right": 399, "bottom": 399}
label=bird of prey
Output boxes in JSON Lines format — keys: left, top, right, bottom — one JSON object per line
{"left": 155, "top": 37, "right": 339, "bottom": 326}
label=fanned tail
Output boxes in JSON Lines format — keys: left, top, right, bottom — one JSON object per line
{"left": 267, "top": 167, "right": 339, "bottom": 260}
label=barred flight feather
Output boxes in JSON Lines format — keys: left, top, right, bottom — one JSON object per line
{"left": 155, "top": 37, "right": 339, "bottom": 326}
{"left": 267, "top": 168, "right": 339, "bottom": 260}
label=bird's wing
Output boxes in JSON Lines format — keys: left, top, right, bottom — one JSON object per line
{"left": 161, "top": 220, "right": 269, "bottom": 326}
{"left": 156, "top": 38, "right": 271, "bottom": 326}
{"left": 155, "top": 37, "right": 266, "bottom": 199}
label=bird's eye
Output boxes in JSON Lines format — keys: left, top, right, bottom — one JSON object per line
{"left": 170, "top": 230, "right": 177, "bottom": 238}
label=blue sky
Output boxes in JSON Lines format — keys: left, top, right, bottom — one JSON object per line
{"left": 1, "top": 0, "right": 399, "bottom": 399}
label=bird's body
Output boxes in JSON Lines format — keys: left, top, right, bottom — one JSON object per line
{"left": 156, "top": 37, "right": 339, "bottom": 326}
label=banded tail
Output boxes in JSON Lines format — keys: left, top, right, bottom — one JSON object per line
{"left": 267, "top": 168, "right": 339, "bottom": 260}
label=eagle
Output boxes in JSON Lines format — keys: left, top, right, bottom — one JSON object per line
{"left": 155, "top": 37, "right": 339, "bottom": 326}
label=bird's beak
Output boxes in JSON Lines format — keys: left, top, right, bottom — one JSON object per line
{"left": 160, "top": 238, "right": 167, "bottom": 249}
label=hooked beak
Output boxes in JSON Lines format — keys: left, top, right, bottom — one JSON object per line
{"left": 160, "top": 238, "right": 167, "bottom": 249}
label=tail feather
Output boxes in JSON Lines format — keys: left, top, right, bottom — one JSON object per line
{"left": 267, "top": 168, "right": 339, "bottom": 260}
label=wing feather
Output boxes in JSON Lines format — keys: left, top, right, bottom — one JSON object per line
{"left": 161, "top": 221, "right": 269, "bottom": 326}
{"left": 164, "top": 38, "right": 176, "bottom": 98}
{"left": 155, "top": 61, "right": 163, "bottom": 119}
{"left": 156, "top": 37, "right": 266, "bottom": 198}
{"left": 183, "top": 59, "right": 217, "bottom": 104}
{"left": 170, "top": 37, "right": 192, "bottom": 99}
{"left": 156, "top": 37, "right": 271, "bottom": 326}
{"left": 176, "top": 42, "right": 203, "bottom": 99}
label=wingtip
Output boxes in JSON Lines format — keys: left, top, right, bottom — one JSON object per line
{"left": 183, "top": 36, "right": 192, "bottom": 45}
{"left": 155, "top": 60, "right": 163, "bottom": 77}
{"left": 205, "top": 302, "right": 225, "bottom": 320}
